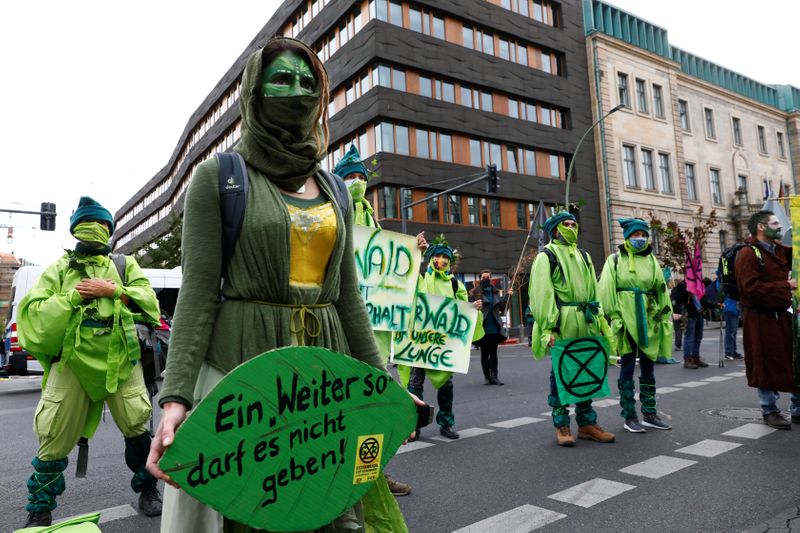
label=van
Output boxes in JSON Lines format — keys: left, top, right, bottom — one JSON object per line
{"left": 2, "top": 264, "right": 181, "bottom": 376}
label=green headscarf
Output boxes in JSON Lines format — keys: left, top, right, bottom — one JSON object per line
{"left": 235, "top": 38, "right": 324, "bottom": 192}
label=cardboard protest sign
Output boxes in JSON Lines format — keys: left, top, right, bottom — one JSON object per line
{"left": 551, "top": 336, "right": 611, "bottom": 404}
{"left": 391, "top": 292, "right": 478, "bottom": 374}
{"left": 159, "top": 347, "right": 416, "bottom": 532}
{"left": 790, "top": 196, "right": 800, "bottom": 386}
{"left": 353, "top": 225, "right": 421, "bottom": 332}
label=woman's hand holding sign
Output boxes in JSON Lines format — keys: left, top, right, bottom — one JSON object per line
{"left": 147, "top": 401, "right": 188, "bottom": 488}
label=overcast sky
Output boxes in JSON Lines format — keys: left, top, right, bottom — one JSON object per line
{"left": 1, "top": 0, "right": 798, "bottom": 266}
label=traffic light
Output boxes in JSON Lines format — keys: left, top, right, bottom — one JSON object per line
{"left": 486, "top": 164, "right": 499, "bottom": 193}
{"left": 40, "top": 202, "right": 56, "bottom": 231}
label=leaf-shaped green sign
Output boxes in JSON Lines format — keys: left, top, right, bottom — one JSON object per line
{"left": 160, "top": 346, "right": 416, "bottom": 532}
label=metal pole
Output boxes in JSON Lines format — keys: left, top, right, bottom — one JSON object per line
{"left": 398, "top": 171, "right": 491, "bottom": 234}
{"left": 564, "top": 103, "right": 625, "bottom": 208}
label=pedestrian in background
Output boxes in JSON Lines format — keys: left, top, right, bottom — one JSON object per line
{"left": 736, "top": 210, "right": 800, "bottom": 429}
{"left": 717, "top": 272, "right": 743, "bottom": 360}
{"left": 470, "top": 270, "right": 513, "bottom": 386}
{"left": 671, "top": 278, "right": 708, "bottom": 369}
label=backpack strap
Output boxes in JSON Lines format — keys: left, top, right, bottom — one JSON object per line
{"left": 216, "top": 152, "right": 249, "bottom": 277}
{"left": 320, "top": 169, "right": 351, "bottom": 222}
{"left": 450, "top": 277, "right": 459, "bottom": 298}
{"left": 110, "top": 253, "right": 127, "bottom": 284}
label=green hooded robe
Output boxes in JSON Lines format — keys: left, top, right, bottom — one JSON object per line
{"left": 598, "top": 245, "right": 673, "bottom": 361}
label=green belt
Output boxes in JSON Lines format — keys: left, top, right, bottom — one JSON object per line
{"left": 234, "top": 299, "right": 331, "bottom": 339}
{"left": 560, "top": 300, "right": 600, "bottom": 324}
{"left": 617, "top": 288, "right": 655, "bottom": 348}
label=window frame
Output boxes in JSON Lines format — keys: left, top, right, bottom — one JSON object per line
{"left": 635, "top": 78, "right": 648, "bottom": 114}
{"left": 703, "top": 107, "right": 716, "bottom": 139}
{"left": 652, "top": 84, "right": 665, "bottom": 119}
{"left": 732, "top": 116, "right": 743, "bottom": 147}
{"left": 709, "top": 167, "right": 723, "bottom": 205}
{"left": 685, "top": 162, "right": 697, "bottom": 201}
{"left": 617, "top": 72, "right": 630, "bottom": 108}
{"left": 678, "top": 99, "right": 690, "bottom": 131}
{"left": 622, "top": 144, "right": 638, "bottom": 188}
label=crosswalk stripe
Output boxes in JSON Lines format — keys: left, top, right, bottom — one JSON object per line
{"left": 548, "top": 478, "right": 636, "bottom": 508}
{"left": 430, "top": 427, "right": 494, "bottom": 442}
{"left": 619, "top": 455, "right": 697, "bottom": 479}
{"left": 674, "top": 439, "right": 743, "bottom": 457}
{"left": 655, "top": 386, "right": 682, "bottom": 394}
{"left": 489, "top": 417, "right": 546, "bottom": 428}
{"left": 724, "top": 371, "right": 746, "bottom": 377}
{"left": 722, "top": 423, "right": 777, "bottom": 439}
{"left": 591, "top": 399, "right": 619, "bottom": 408}
{"left": 395, "top": 441, "right": 435, "bottom": 454}
{"left": 674, "top": 381, "right": 710, "bottom": 388}
{"left": 701, "top": 376, "right": 734, "bottom": 382}
{"left": 451, "top": 504, "right": 566, "bottom": 532}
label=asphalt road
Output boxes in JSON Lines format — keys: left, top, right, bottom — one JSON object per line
{"left": 0, "top": 326, "right": 797, "bottom": 532}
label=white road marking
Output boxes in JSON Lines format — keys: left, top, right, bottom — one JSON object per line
{"left": 540, "top": 407, "right": 574, "bottom": 417}
{"left": 722, "top": 423, "right": 777, "bottom": 439}
{"left": 656, "top": 387, "right": 683, "bottom": 394}
{"left": 452, "top": 504, "right": 566, "bottom": 532}
{"left": 701, "top": 376, "right": 733, "bottom": 382}
{"left": 548, "top": 478, "right": 636, "bottom": 508}
{"left": 592, "top": 399, "right": 619, "bottom": 408}
{"left": 430, "top": 427, "right": 495, "bottom": 442}
{"left": 489, "top": 417, "right": 545, "bottom": 428}
{"left": 724, "top": 371, "right": 746, "bottom": 377}
{"left": 61, "top": 504, "right": 138, "bottom": 525}
{"left": 619, "top": 455, "right": 697, "bottom": 479}
{"left": 396, "top": 441, "right": 435, "bottom": 454}
{"left": 674, "top": 439, "right": 743, "bottom": 457}
{"left": 673, "top": 381, "right": 710, "bottom": 388}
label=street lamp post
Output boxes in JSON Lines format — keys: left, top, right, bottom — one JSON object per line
{"left": 564, "top": 103, "right": 625, "bottom": 208}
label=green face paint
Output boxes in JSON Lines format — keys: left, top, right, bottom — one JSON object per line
{"left": 262, "top": 52, "right": 317, "bottom": 97}
{"left": 72, "top": 222, "right": 110, "bottom": 246}
{"left": 765, "top": 226, "right": 782, "bottom": 240}
{"left": 557, "top": 223, "right": 578, "bottom": 245}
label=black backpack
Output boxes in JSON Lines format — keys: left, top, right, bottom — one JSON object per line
{"left": 718, "top": 244, "right": 763, "bottom": 301}
{"left": 216, "top": 152, "right": 351, "bottom": 276}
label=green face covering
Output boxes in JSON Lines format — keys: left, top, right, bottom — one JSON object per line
{"left": 262, "top": 52, "right": 317, "bottom": 97}
{"left": 765, "top": 226, "right": 782, "bottom": 240}
{"left": 347, "top": 179, "right": 367, "bottom": 202}
{"left": 72, "top": 222, "right": 110, "bottom": 246}
{"left": 557, "top": 223, "right": 578, "bottom": 245}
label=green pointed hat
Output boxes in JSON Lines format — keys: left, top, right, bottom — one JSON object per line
{"left": 333, "top": 144, "right": 368, "bottom": 180}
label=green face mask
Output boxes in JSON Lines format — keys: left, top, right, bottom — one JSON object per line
{"left": 347, "top": 179, "right": 367, "bottom": 202}
{"left": 765, "top": 226, "right": 782, "bottom": 240}
{"left": 72, "top": 222, "right": 110, "bottom": 246}
{"left": 262, "top": 52, "right": 317, "bottom": 97}
{"left": 557, "top": 223, "right": 578, "bottom": 245}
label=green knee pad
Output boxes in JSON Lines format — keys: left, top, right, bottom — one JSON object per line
{"left": 618, "top": 379, "right": 637, "bottom": 419}
{"left": 125, "top": 432, "right": 156, "bottom": 492}
{"left": 26, "top": 456, "right": 68, "bottom": 513}
{"left": 639, "top": 377, "right": 657, "bottom": 414}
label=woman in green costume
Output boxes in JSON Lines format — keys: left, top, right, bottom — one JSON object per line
{"left": 18, "top": 197, "right": 162, "bottom": 528}
{"left": 529, "top": 212, "right": 615, "bottom": 447}
{"left": 147, "top": 38, "right": 408, "bottom": 533}
{"left": 598, "top": 218, "right": 674, "bottom": 433}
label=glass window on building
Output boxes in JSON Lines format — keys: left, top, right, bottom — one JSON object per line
{"left": 416, "top": 128, "right": 430, "bottom": 158}
{"left": 704, "top": 108, "right": 716, "bottom": 139}
{"left": 710, "top": 168, "right": 722, "bottom": 204}
{"left": 658, "top": 153, "right": 672, "bottom": 193}
{"left": 489, "top": 143, "right": 502, "bottom": 170}
{"left": 442, "top": 82, "right": 455, "bottom": 103}
{"left": 758, "top": 125, "right": 768, "bottom": 153}
{"left": 379, "top": 122, "right": 394, "bottom": 152}
{"left": 507, "top": 147, "right": 518, "bottom": 173}
{"left": 623, "top": 144, "right": 638, "bottom": 187}
{"left": 371, "top": 0, "right": 388, "bottom": 21}
{"left": 685, "top": 163, "right": 697, "bottom": 200}
{"left": 446, "top": 194, "right": 462, "bottom": 224}
{"left": 519, "top": 0, "right": 529, "bottom": 16}
{"left": 439, "top": 134, "right": 453, "bottom": 162}
{"left": 525, "top": 149, "right": 536, "bottom": 175}
{"left": 377, "top": 64, "right": 391, "bottom": 88}
{"left": 777, "top": 131, "right": 786, "bottom": 158}
{"left": 381, "top": 186, "right": 397, "bottom": 218}
{"left": 389, "top": 1, "right": 402, "bottom": 26}
{"left": 549, "top": 153, "right": 560, "bottom": 178}
{"left": 482, "top": 31, "right": 494, "bottom": 55}
{"left": 360, "top": 73, "right": 370, "bottom": 95}
{"left": 423, "top": 10, "right": 430, "bottom": 34}
{"left": 402, "top": 188, "right": 413, "bottom": 220}
{"left": 516, "top": 202, "right": 527, "bottom": 229}
{"left": 540, "top": 106, "right": 551, "bottom": 126}
{"left": 345, "top": 84, "right": 355, "bottom": 105}
{"left": 541, "top": 52, "right": 552, "bottom": 74}
{"left": 635, "top": 78, "right": 648, "bottom": 113}
{"left": 533, "top": 0, "right": 544, "bottom": 21}
{"left": 526, "top": 102, "right": 536, "bottom": 123}
{"left": 498, "top": 38, "right": 510, "bottom": 60}
{"left": 481, "top": 198, "right": 489, "bottom": 225}
{"left": 481, "top": 92, "right": 493, "bottom": 112}
{"left": 434, "top": 79, "right": 442, "bottom": 100}
{"left": 460, "top": 85, "right": 472, "bottom": 107}
{"left": 469, "top": 139, "right": 482, "bottom": 166}
{"left": 359, "top": 131, "right": 369, "bottom": 156}
{"left": 508, "top": 98, "right": 518, "bottom": 118}
{"left": 517, "top": 44, "right": 528, "bottom": 66}
{"left": 737, "top": 174, "right": 747, "bottom": 193}
{"left": 732, "top": 117, "right": 742, "bottom": 146}
{"left": 432, "top": 16, "right": 445, "bottom": 39}
{"left": 618, "top": 72, "right": 630, "bottom": 108}
{"left": 427, "top": 195, "right": 439, "bottom": 222}
{"left": 718, "top": 229, "right": 727, "bottom": 252}
{"left": 463, "top": 26, "right": 474, "bottom": 49}
{"left": 641, "top": 149, "right": 655, "bottom": 189}
{"left": 395, "top": 125, "right": 409, "bottom": 155}
{"left": 339, "top": 22, "right": 350, "bottom": 47}
{"left": 490, "top": 199, "right": 501, "bottom": 227}
{"left": 409, "top": 8, "right": 422, "bottom": 32}
{"left": 419, "top": 75, "right": 432, "bottom": 97}
{"left": 392, "top": 68, "right": 406, "bottom": 91}
{"left": 652, "top": 84, "right": 664, "bottom": 118}
{"left": 430, "top": 132, "right": 438, "bottom": 159}
{"left": 679, "top": 99, "right": 690, "bottom": 130}
{"left": 467, "top": 197, "right": 479, "bottom": 225}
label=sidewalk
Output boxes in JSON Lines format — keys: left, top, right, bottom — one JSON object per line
{"left": 742, "top": 504, "right": 800, "bottom": 532}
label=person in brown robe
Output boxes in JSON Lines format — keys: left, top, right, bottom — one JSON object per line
{"left": 736, "top": 210, "right": 800, "bottom": 430}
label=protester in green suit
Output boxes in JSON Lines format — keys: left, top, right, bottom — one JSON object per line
{"left": 18, "top": 196, "right": 162, "bottom": 528}
{"left": 529, "top": 211, "right": 615, "bottom": 447}
{"left": 598, "top": 218, "right": 674, "bottom": 432}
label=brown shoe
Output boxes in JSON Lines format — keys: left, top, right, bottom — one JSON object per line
{"left": 764, "top": 412, "right": 792, "bottom": 430}
{"left": 694, "top": 356, "right": 709, "bottom": 368}
{"left": 683, "top": 357, "right": 698, "bottom": 369}
{"left": 578, "top": 423, "right": 616, "bottom": 443}
{"left": 555, "top": 426, "right": 575, "bottom": 447}
{"left": 385, "top": 474, "right": 411, "bottom": 496}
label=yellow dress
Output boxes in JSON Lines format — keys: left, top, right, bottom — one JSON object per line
{"left": 285, "top": 196, "right": 337, "bottom": 287}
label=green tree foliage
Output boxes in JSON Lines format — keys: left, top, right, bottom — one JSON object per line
{"left": 135, "top": 215, "right": 182, "bottom": 268}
